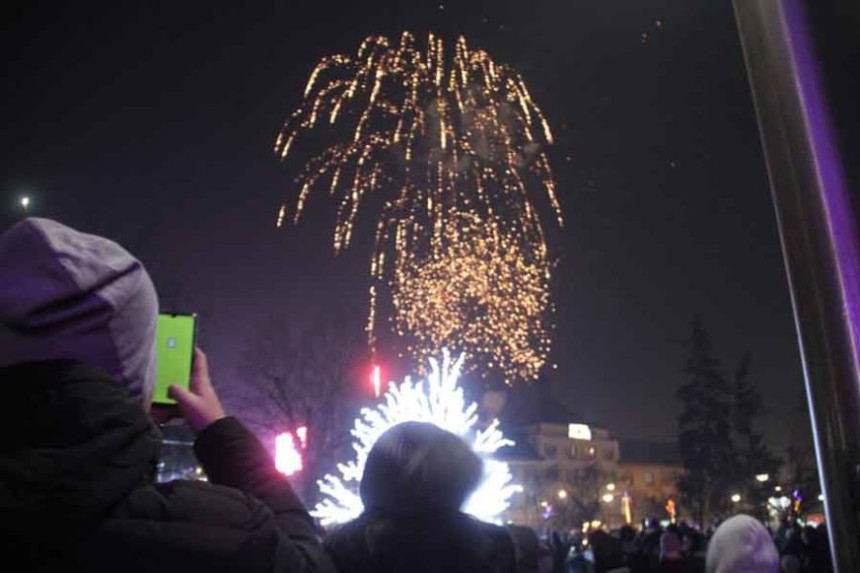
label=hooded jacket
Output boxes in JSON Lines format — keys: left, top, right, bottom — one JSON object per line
{"left": 0, "top": 218, "right": 158, "bottom": 401}
{"left": 0, "top": 359, "right": 335, "bottom": 573}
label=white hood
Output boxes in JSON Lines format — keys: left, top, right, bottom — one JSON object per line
{"left": 706, "top": 515, "right": 780, "bottom": 573}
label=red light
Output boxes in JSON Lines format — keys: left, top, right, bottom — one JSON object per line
{"left": 371, "top": 365, "right": 382, "bottom": 398}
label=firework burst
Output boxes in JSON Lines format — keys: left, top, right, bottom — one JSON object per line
{"left": 276, "top": 32, "right": 561, "bottom": 382}
{"left": 392, "top": 212, "right": 552, "bottom": 382}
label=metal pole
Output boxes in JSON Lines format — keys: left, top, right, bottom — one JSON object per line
{"left": 732, "top": 1, "right": 860, "bottom": 571}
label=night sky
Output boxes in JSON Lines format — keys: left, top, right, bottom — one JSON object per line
{"left": 1, "top": 1, "right": 813, "bottom": 450}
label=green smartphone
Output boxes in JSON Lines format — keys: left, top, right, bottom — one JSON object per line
{"left": 153, "top": 312, "right": 197, "bottom": 405}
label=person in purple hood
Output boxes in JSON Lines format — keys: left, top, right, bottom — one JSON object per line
{"left": 0, "top": 218, "right": 335, "bottom": 573}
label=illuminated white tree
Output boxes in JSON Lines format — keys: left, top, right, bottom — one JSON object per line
{"left": 313, "top": 350, "right": 522, "bottom": 526}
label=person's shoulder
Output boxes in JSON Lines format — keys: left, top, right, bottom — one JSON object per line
{"left": 118, "top": 480, "right": 271, "bottom": 528}
{"left": 81, "top": 481, "right": 287, "bottom": 572}
{"left": 0, "top": 359, "right": 113, "bottom": 384}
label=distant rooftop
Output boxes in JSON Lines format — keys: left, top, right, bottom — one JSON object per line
{"left": 498, "top": 377, "right": 593, "bottom": 427}
{"left": 618, "top": 439, "right": 682, "bottom": 465}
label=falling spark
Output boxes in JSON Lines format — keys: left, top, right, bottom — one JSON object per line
{"left": 392, "top": 212, "right": 552, "bottom": 382}
{"left": 275, "top": 33, "right": 562, "bottom": 383}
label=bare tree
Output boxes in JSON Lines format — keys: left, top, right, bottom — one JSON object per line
{"left": 234, "top": 304, "right": 370, "bottom": 505}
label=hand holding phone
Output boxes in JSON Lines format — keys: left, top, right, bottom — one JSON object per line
{"left": 168, "top": 347, "right": 226, "bottom": 432}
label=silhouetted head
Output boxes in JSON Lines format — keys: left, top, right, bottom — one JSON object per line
{"left": 620, "top": 525, "right": 636, "bottom": 542}
{"left": 359, "top": 421, "right": 483, "bottom": 517}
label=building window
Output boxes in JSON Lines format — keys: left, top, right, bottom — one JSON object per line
{"left": 568, "top": 423, "right": 592, "bottom": 440}
{"left": 644, "top": 471, "right": 654, "bottom": 485}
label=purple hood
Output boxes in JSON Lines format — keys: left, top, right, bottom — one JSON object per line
{"left": 0, "top": 218, "right": 158, "bottom": 401}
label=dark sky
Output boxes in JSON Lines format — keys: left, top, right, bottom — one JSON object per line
{"left": 1, "top": 0, "right": 814, "bottom": 450}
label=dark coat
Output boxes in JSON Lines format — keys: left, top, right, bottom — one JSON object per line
{"left": 0, "top": 360, "right": 335, "bottom": 573}
{"left": 324, "top": 509, "right": 518, "bottom": 573}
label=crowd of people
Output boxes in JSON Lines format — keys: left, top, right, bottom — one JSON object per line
{"left": 0, "top": 218, "right": 837, "bottom": 573}
{"left": 534, "top": 516, "right": 832, "bottom": 573}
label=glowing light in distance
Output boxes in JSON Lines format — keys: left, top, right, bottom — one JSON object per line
{"left": 602, "top": 493, "right": 615, "bottom": 503}
{"left": 768, "top": 496, "right": 791, "bottom": 509}
{"left": 621, "top": 491, "right": 632, "bottom": 524}
{"left": 730, "top": 493, "right": 741, "bottom": 503}
{"left": 818, "top": 494, "right": 824, "bottom": 501}
{"left": 775, "top": 486, "right": 783, "bottom": 492}
{"left": 275, "top": 425, "right": 308, "bottom": 476}
{"left": 20, "top": 196, "right": 31, "bottom": 209}
{"left": 606, "top": 483, "right": 616, "bottom": 492}
{"left": 666, "top": 498, "right": 677, "bottom": 523}
{"left": 568, "top": 423, "right": 592, "bottom": 440}
{"left": 557, "top": 489, "right": 567, "bottom": 500}
{"left": 755, "top": 473, "right": 770, "bottom": 482}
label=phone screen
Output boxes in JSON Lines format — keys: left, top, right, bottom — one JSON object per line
{"left": 154, "top": 313, "right": 197, "bottom": 405}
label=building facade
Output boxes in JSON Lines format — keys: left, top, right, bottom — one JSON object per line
{"left": 501, "top": 421, "right": 626, "bottom": 529}
{"left": 616, "top": 440, "right": 684, "bottom": 525}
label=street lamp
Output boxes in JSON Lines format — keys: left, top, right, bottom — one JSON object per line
{"left": 602, "top": 493, "right": 615, "bottom": 503}
{"left": 557, "top": 489, "right": 567, "bottom": 500}
{"left": 755, "top": 473, "right": 770, "bottom": 482}
{"left": 20, "top": 196, "right": 31, "bottom": 211}
{"left": 606, "top": 483, "right": 616, "bottom": 492}
{"left": 774, "top": 486, "right": 782, "bottom": 492}
{"left": 731, "top": 493, "right": 742, "bottom": 503}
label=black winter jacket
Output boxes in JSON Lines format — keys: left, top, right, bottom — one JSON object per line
{"left": 325, "top": 509, "right": 518, "bottom": 573}
{"left": 0, "top": 360, "right": 336, "bottom": 573}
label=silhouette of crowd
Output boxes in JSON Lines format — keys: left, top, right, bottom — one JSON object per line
{"left": 536, "top": 515, "right": 832, "bottom": 573}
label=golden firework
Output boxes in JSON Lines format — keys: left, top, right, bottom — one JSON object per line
{"left": 275, "top": 32, "right": 561, "bottom": 382}
{"left": 392, "top": 213, "right": 552, "bottom": 382}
